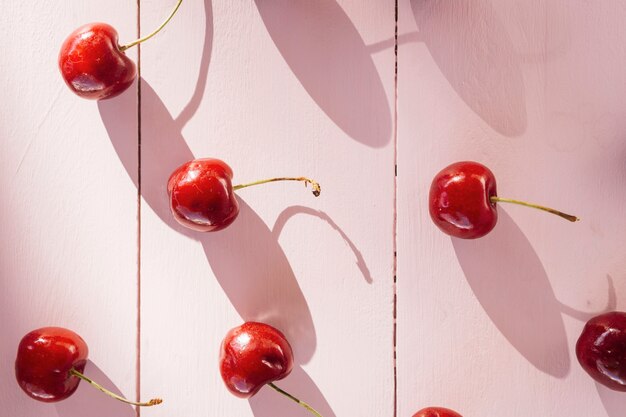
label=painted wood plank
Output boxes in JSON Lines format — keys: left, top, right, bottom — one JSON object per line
{"left": 397, "top": 1, "right": 626, "bottom": 416}
{"left": 0, "top": 1, "right": 139, "bottom": 416}
{"left": 138, "top": 0, "right": 395, "bottom": 416}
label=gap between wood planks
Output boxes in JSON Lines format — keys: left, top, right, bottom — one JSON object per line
{"left": 393, "top": 0, "right": 399, "bottom": 416}
{"left": 136, "top": 0, "right": 142, "bottom": 415}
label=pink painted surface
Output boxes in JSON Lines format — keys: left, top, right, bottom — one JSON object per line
{"left": 397, "top": 1, "right": 626, "bottom": 416}
{"left": 0, "top": 1, "right": 139, "bottom": 416}
{"left": 137, "top": 1, "right": 394, "bottom": 416}
{"left": 3, "top": 1, "right": 626, "bottom": 416}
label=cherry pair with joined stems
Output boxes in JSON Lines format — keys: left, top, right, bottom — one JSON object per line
{"left": 15, "top": 327, "right": 161, "bottom": 406}
{"left": 59, "top": 0, "right": 183, "bottom": 100}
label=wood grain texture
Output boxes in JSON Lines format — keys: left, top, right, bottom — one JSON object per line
{"left": 138, "top": 1, "right": 395, "bottom": 416}
{"left": 397, "top": 1, "right": 626, "bottom": 416}
{"left": 7, "top": 1, "right": 626, "bottom": 416}
{"left": 0, "top": 1, "right": 139, "bottom": 417}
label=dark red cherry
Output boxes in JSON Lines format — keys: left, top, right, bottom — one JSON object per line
{"left": 59, "top": 0, "right": 183, "bottom": 100}
{"left": 576, "top": 311, "right": 626, "bottom": 391}
{"left": 15, "top": 327, "right": 161, "bottom": 406}
{"left": 429, "top": 161, "right": 498, "bottom": 239}
{"left": 413, "top": 407, "right": 463, "bottom": 417}
{"left": 168, "top": 158, "right": 239, "bottom": 232}
{"left": 219, "top": 322, "right": 293, "bottom": 398}
{"left": 429, "top": 161, "right": 578, "bottom": 239}
{"left": 15, "top": 327, "right": 88, "bottom": 402}
{"left": 59, "top": 23, "right": 137, "bottom": 100}
{"left": 219, "top": 322, "right": 323, "bottom": 416}
{"left": 168, "top": 158, "right": 321, "bottom": 232}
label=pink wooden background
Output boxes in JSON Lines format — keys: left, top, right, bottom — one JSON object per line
{"left": 2, "top": 1, "right": 626, "bottom": 416}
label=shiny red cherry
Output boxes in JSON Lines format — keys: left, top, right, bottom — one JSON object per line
{"left": 219, "top": 322, "right": 323, "bottom": 416}
{"left": 168, "top": 158, "right": 321, "bottom": 232}
{"left": 15, "top": 327, "right": 161, "bottom": 406}
{"left": 429, "top": 161, "right": 497, "bottom": 239}
{"left": 168, "top": 158, "right": 239, "bottom": 232}
{"left": 576, "top": 311, "right": 626, "bottom": 391}
{"left": 15, "top": 327, "right": 88, "bottom": 402}
{"left": 219, "top": 322, "right": 294, "bottom": 398}
{"left": 429, "top": 161, "right": 578, "bottom": 239}
{"left": 413, "top": 407, "right": 463, "bottom": 417}
{"left": 59, "top": 23, "right": 137, "bottom": 100}
{"left": 58, "top": 0, "right": 183, "bottom": 100}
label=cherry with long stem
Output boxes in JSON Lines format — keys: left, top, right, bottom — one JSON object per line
{"left": 233, "top": 177, "right": 321, "bottom": 197}
{"left": 119, "top": 0, "right": 183, "bottom": 52}
{"left": 70, "top": 369, "right": 162, "bottom": 407}
{"left": 268, "top": 383, "right": 323, "bottom": 417}
{"left": 490, "top": 196, "right": 579, "bottom": 222}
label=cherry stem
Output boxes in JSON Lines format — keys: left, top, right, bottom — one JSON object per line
{"left": 490, "top": 196, "right": 579, "bottom": 222}
{"left": 233, "top": 177, "right": 321, "bottom": 197}
{"left": 119, "top": 0, "right": 183, "bottom": 51}
{"left": 268, "top": 383, "right": 323, "bottom": 417}
{"left": 69, "top": 368, "right": 162, "bottom": 407}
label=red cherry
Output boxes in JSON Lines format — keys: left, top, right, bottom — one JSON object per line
{"left": 58, "top": 0, "right": 182, "bottom": 100}
{"left": 429, "top": 161, "right": 579, "bottom": 239}
{"left": 219, "top": 322, "right": 323, "bottom": 416}
{"left": 59, "top": 23, "right": 137, "bottom": 100}
{"left": 219, "top": 322, "right": 293, "bottom": 398}
{"left": 168, "top": 158, "right": 239, "bottom": 232}
{"left": 413, "top": 407, "right": 463, "bottom": 417}
{"left": 168, "top": 158, "right": 321, "bottom": 232}
{"left": 15, "top": 327, "right": 88, "bottom": 402}
{"left": 15, "top": 327, "right": 162, "bottom": 406}
{"left": 576, "top": 311, "right": 626, "bottom": 391}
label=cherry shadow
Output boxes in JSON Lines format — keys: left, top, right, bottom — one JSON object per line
{"left": 249, "top": 366, "right": 336, "bottom": 417}
{"left": 452, "top": 210, "right": 569, "bottom": 377}
{"left": 597, "top": 382, "right": 626, "bottom": 417}
{"left": 102, "top": 76, "right": 319, "bottom": 360}
{"left": 173, "top": 0, "right": 213, "bottom": 130}
{"left": 101, "top": 76, "right": 330, "bottom": 417}
{"left": 410, "top": 0, "right": 527, "bottom": 136}
{"left": 201, "top": 200, "right": 318, "bottom": 362}
{"left": 99, "top": 0, "right": 334, "bottom": 412}
{"left": 273, "top": 205, "right": 372, "bottom": 284}
{"left": 254, "top": 0, "right": 392, "bottom": 148}
{"left": 55, "top": 360, "right": 134, "bottom": 417}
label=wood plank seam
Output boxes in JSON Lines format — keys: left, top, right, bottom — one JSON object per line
{"left": 393, "top": 1, "right": 399, "bottom": 416}
{"left": 136, "top": 0, "right": 142, "bottom": 415}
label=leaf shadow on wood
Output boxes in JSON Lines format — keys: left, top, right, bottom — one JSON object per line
{"left": 254, "top": 0, "right": 392, "bottom": 148}
{"left": 55, "top": 360, "right": 134, "bottom": 417}
{"left": 452, "top": 209, "right": 569, "bottom": 377}
{"left": 410, "top": 0, "right": 527, "bottom": 137}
